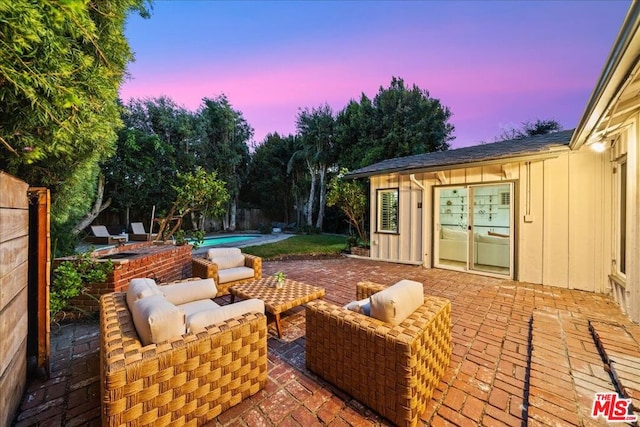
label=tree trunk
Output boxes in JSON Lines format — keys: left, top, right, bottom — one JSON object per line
{"left": 315, "top": 165, "right": 326, "bottom": 230}
{"left": 229, "top": 198, "right": 237, "bottom": 231}
{"left": 222, "top": 208, "right": 229, "bottom": 230}
{"left": 190, "top": 212, "right": 199, "bottom": 231}
{"left": 154, "top": 204, "right": 177, "bottom": 241}
{"left": 306, "top": 160, "right": 316, "bottom": 227}
{"left": 71, "top": 174, "right": 112, "bottom": 235}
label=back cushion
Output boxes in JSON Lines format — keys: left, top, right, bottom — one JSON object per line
{"left": 130, "top": 294, "right": 185, "bottom": 346}
{"left": 161, "top": 278, "right": 218, "bottom": 305}
{"left": 441, "top": 227, "right": 467, "bottom": 241}
{"left": 126, "top": 278, "right": 163, "bottom": 309}
{"left": 210, "top": 254, "right": 246, "bottom": 270}
{"left": 207, "top": 247, "right": 241, "bottom": 260}
{"left": 370, "top": 279, "right": 424, "bottom": 325}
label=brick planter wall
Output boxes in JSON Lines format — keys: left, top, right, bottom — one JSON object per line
{"left": 350, "top": 247, "right": 370, "bottom": 257}
{"left": 57, "top": 242, "right": 193, "bottom": 313}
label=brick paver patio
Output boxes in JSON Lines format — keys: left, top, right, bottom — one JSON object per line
{"left": 12, "top": 257, "right": 640, "bottom": 426}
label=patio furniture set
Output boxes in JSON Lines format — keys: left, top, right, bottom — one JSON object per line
{"left": 87, "top": 222, "right": 157, "bottom": 245}
{"left": 99, "top": 247, "right": 452, "bottom": 426}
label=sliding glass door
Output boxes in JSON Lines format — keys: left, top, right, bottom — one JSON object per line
{"left": 469, "top": 183, "right": 512, "bottom": 275}
{"left": 435, "top": 183, "right": 513, "bottom": 277}
{"left": 435, "top": 187, "right": 469, "bottom": 270}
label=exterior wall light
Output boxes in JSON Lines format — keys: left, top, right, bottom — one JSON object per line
{"left": 589, "top": 141, "right": 607, "bottom": 153}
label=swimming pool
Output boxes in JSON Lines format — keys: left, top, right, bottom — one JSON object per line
{"left": 191, "top": 235, "right": 261, "bottom": 247}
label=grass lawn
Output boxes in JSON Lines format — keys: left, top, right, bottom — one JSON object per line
{"left": 242, "top": 234, "right": 347, "bottom": 260}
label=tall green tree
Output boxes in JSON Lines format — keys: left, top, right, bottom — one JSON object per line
{"left": 335, "top": 95, "right": 376, "bottom": 170}
{"left": 335, "top": 77, "right": 454, "bottom": 170}
{"left": 155, "top": 166, "right": 229, "bottom": 241}
{"left": 0, "top": 0, "right": 150, "bottom": 255}
{"left": 497, "top": 119, "right": 562, "bottom": 140}
{"left": 101, "top": 97, "right": 198, "bottom": 228}
{"left": 327, "top": 168, "right": 368, "bottom": 245}
{"left": 241, "top": 133, "right": 298, "bottom": 224}
{"left": 291, "top": 103, "right": 336, "bottom": 229}
{"left": 198, "top": 95, "right": 252, "bottom": 230}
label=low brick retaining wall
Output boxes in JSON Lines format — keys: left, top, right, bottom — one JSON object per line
{"left": 57, "top": 242, "right": 192, "bottom": 312}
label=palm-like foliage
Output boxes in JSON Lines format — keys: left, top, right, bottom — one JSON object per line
{"left": 290, "top": 104, "right": 336, "bottom": 228}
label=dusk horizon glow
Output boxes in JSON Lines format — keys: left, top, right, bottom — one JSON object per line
{"left": 120, "top": 1, "right": 630, "bottom": 149}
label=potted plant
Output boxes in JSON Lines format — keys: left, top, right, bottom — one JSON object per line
{"left": 274, "top": 271, "right": 286, "bottom": 289}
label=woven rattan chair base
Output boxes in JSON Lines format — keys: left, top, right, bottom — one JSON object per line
{"left": 100, "top": 292, "right": 268, "bottom": 426}
{"left": 305, "top": 281, "right": 452, "bottom": 427}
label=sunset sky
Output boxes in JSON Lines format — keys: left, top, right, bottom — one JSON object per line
{"left": 120, "top": 1, "right": 630, "bottom": 148}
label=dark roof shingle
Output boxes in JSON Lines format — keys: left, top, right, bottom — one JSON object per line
{"left": 346, "top": 129, "right": 574, "bottom": 178}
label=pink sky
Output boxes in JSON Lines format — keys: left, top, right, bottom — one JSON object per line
{"left": 120, "top": 1, "right": 630, "bottom": 148}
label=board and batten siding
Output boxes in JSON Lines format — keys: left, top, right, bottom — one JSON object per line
{"left": 370, "top": 174, "right": 425, "bottom": 264}
{"left": 0, "top": 172, "right": 29, "bottom": 427}
{"left": 368, "top": 148, "right": 612, "bottom": 294}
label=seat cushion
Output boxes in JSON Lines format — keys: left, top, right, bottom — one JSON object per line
{"left": 126, "top": 278, "right": 163, "bottom": 309}
{"left": 178, "top": 299, "right": 220, "bottom": 318}
{"left": 161, "top": 278, "right": 218, "bottom": 305}
{"left": 218, "top": 266, "right": 255, "bottom": 284}
{"left": 130, "top": 294, "right": 185, "bottom": 346}
{"left": 186, "top": 299, "right": 265, "bottom": 334}
{"left": 475, "top": 234, "right": 509, "bottom": 245}
{"left": 370, "top": 279, "right": 424, "bottom": 325}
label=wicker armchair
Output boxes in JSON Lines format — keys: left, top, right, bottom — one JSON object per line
{"left": 192, "top": 250, "right": 262, "bottom": 296}
{"left": 305, "top": 281, "right": 452, "bottom": 427}
{"left": 100, "top": 291, "right": 268, "bottom": 427}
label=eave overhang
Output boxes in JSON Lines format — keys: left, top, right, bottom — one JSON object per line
{"left": 347, "top": 145, "right": 569, "bottom": 179}
{"left": 571, "top": 1, "right": 640, "bottom": 150}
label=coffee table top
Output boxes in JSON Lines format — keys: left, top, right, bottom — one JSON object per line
{"left": 230, "top": 277, "right": 325, "bottom": 315}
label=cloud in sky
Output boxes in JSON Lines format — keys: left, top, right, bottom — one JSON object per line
{"left": 120, "top": 1, "right": 630, "bottom": 148}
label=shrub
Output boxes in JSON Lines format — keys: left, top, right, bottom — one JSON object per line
{"left": 258, "top": 223, "right": 272, "bottom": 234}
{"left": 51, "top": 251, "right": 113, "bottom": 319}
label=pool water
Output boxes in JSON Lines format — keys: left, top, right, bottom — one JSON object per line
{"left": 191, "top": 235, "right": 260, "bottom": 247}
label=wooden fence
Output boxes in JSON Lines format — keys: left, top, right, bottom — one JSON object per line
{"left": 94, "top": 208, "right": 271, "bottom": 234}
{"left": 0, "top": 172, "right": 29, "bottom": 427}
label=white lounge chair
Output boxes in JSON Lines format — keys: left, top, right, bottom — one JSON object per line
{"left": 130, "top": 222, "right": 158, "bottom": 241}
{"left": 87, "top": 225, "right": 127, "bottom": 245}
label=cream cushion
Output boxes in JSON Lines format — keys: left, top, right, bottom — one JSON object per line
{"left": 179, "top": 299, "right": 220, "bottom": 318}
{"left": 207, "top": 247, "right": 245, "bottom": 270}
{"left": 218, "top": 267, "right": 255, "bottom": 284}
{"left": 344, "top": 298, "right": 371, "bottom": 316}
{"left": 161, "top": 278, "right": 218, "bottom": 305}
{"left": 441, "top": 227, "right": 467, "bottom": 241}
{"left": 211, "top": 254, "right": 246, "bottom": 270}
{"left": 130, "top": 294, "right": 185, "bottom": 346}
{"left": 126, "top": 278, "right": 163, "bottom": 309}
{"left": 186, "top": 299, "right": 265, "bottom": 333}
{"left": 475, "top": 234, "right": 509, "bottom": 245}
{"left": 207, "top": 247, "right": 242, "bottom": 258}
{"left": 370, "top": 279, "right": 424, "bottom": 325}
